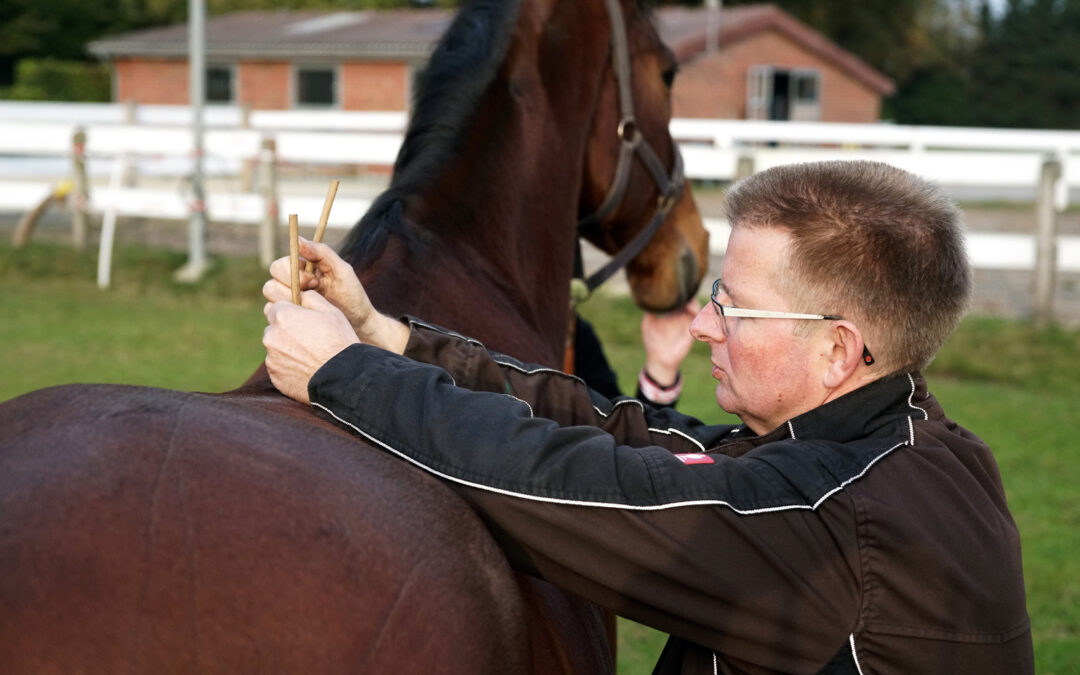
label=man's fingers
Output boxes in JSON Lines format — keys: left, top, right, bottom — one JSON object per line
{"left": 263, "top": 278, "right": 287, "bottom": 303}
{"left": 264, "top": 298, "right": 309, "bottom": 324}
{"left": 269, "top": 256, "right": 292, "bottom": 283}
{"left": 271, "top": 254, "right": 319, "bottom": 289}
{"left": 299, "top": 237, "right": 355, "bottom": 277}
{"left": 298, "top": 237, "right": 334, "bottom": 265}
{"left": 264, "top": 299, "right": 291, "bottom": 323}
{"left": 298, "top": 236, "right": 318, "bottom": 257}
{"left": 264, "top": 277, "right": 312, "bottom": 306}
{"left": 301, "top": 289, "right": 339, "bottom": 312}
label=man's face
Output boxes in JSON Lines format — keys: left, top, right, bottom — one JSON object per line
{"left": 689, "top": 226, "right": 828, "bottom": 434}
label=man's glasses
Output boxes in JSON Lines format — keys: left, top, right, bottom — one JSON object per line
{"left": 709, "top": 279, "right": 874, "bottom": 365}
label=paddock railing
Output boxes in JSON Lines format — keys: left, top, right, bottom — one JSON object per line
{"left": 2, "top": 101, "right": 1078, "bottom": 198}
{"left": 2, "top": 102, "right": 1078, "bottom": 312}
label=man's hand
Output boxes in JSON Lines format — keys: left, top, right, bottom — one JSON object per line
{"left": 262, "top": 291, "right": 360, "bottom": 404}
{"left": 641, "top": 299, "right": 700, "bottom": 386}
{"left": 263, "top": 238, "right": 408, "bottom": 354}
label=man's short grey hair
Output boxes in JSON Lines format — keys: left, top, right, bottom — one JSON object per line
{"left": 723, "top": 160, "right": 972, "bottom": 374}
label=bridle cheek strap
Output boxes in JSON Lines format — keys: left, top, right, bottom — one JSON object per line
{"left": 576, "top": 150, "right": 683, "bottom": 298}
{"left": 574, "top": 0, "right": 687, "bottom": 301}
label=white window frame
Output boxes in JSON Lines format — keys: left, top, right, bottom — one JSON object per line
{"left": 789, "top": 68, "right": 822, "bottom": 122}
{"left": 746, "top": 66, "right": 822, "bottom": 121}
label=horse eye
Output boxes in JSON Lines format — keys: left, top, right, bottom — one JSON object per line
{"left": 661, "top": 64, "right": 678, "bottom": 88}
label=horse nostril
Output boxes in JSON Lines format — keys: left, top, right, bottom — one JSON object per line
{"left": 676, "top": 245, "right": 700, "bottom": 305}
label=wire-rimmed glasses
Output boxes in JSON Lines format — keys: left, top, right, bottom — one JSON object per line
{"left": 709, "top": 279, "right": 874, "bottom": 365}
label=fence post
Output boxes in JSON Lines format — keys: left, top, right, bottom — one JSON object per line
{"left": 240, "top": 103, "right": 255, "bottom": 192}
{"left": 735, "top": 154, "right": 754, "bottom": 181}
{"left": 1034, "top": 155, "right": 1061, "bottom": 328}
{"left": 121, "top": 99, "right": 138, "bottom": 186}
{"left": 258, "top": 136, "right": 279, "bottom": 267}
{"left": 70, "top": 127, "right": 89, "bottom": 250}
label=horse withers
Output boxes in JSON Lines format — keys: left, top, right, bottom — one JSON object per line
{"left": 0, "top": 1, "right": 708, "bottom": 672}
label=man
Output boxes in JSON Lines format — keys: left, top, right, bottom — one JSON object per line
{"left": 263, "top": 160, "right": 1033, "bottom": 674}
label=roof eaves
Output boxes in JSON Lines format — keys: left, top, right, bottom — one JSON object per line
{"left": 88, "top": 40, "right": 435, "bottom": 61}
{"left": 763, "top": 9, "right": 895, "bottom": 95}
{"left": 665, "top": 5, "right": 895, "bottom": 97}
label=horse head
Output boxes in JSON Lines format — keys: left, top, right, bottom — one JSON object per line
{"left": 339, "top": 0, "right": 708, "bottom": 366}
{"left": 572, "top": 0, "right": 710, "bottom": 312}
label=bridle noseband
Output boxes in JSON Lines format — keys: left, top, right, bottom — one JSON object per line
{"left": 572, "top": 0, "right": 687, "bottom": 304}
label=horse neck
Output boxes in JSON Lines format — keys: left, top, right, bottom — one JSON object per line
{"left": 358, "top": 15, "right": 608, "bottom": 367}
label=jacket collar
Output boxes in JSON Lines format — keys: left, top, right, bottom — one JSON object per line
{"left": 724, "top": 372, "right": 934, "bottom": 450}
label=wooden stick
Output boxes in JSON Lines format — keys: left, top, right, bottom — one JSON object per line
{"left": 289, "top": 214, "right": 301, "bottom": 305}
{"left": 305, "top": 179, "right": 339, "bottom": 273}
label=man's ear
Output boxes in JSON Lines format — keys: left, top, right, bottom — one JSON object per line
{"left": 821, "top": 321, "right": 865, "bottom": 389}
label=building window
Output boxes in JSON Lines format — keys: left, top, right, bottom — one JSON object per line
{"left": 296, "top": 65, "right": 337, "bottom": 107}
{"left": 206, "top": 65, "right": 233, "bottom": 104}
{"left": 747, "top": 66, "right": 821, "bottom": 121}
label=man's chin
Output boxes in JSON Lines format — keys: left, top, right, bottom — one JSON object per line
{"left": 714, "top": 386, "right": 734, "bottom": 414}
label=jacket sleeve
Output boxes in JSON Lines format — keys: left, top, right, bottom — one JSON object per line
{"left": 307, "top": 339, "right": 863, "bottom": 671}
{"left": 400, "top": 318, "right": 727, "bottom": 452}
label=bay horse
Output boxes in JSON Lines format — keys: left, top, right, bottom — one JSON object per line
{"left": 0, "top": 0, "right": 708, "bottom": 672}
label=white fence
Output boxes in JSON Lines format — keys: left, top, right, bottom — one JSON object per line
{"left": 2, "top": 101, "right": 1079, "bottom": 282}
{"left": 3, "top": 101, "right": 1079, "bottom": 198}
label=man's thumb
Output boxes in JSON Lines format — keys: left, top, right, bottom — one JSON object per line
{"left": 298, "top": 236, "right": 326, "bottom": 262}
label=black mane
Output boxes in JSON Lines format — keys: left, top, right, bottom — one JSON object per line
{"left": 340, "top": 0, "right": 524, "bottom": 264}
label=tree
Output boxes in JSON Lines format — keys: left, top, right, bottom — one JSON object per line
{"left": 0, "top": 0, "right": 128, "bottom": 87}
{"left": 966, "top": 0, "right": 1080, "bottom": 128}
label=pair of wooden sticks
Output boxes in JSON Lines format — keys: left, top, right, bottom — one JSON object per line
{"left": 288, "top": 180, "right": 340, "bottom": 305}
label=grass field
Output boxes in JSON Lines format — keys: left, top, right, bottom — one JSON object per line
{"left": 2, "top": 241, "right": 1078, "bottom": 673}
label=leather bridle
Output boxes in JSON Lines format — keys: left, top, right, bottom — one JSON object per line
{"left": 572, "top": 0, "right": 687, "bottom": 304}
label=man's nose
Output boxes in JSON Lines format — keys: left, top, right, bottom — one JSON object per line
{"left": 690, "top": 304, "right": 724, "bottom": 343}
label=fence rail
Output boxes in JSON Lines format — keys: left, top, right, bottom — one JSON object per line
{"left": 2, "top": 102, "right": 1077, "bottom": 307}
{"left": 3, "top": 101, "right": 1080, "bottom": 196}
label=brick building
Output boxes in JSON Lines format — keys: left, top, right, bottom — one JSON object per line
{"left": 88, "top": 5, "right": 893, "bottom": 122}
{"left": 658, "top": 5, "right": 894, "bottom": 122}
{"left": 88, "top": 10, "right": 443, "bottom": 112}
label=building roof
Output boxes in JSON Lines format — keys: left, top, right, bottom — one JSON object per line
{"left": 88, "top": 10, "right": 453, "bottom": 62}
{"left": 655, "top": 4, "right": 895, "bottom": 96}
{"left": 89, "top": 4, "right": 893, "bottom": 95}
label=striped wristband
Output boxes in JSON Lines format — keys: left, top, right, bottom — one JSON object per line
{"left": 637, "top": 368, "right": 683, "bottom": 405}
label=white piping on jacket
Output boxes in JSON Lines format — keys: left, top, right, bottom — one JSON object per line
{"left": 491, "top": 355, "right": 709, "bottom": 453}
{"left": 381, "top": 321, "right": 917, "bottom": 513}
{"left": 312, "top": 401, "right": 906, "bottom": 515}
{"left": 849, "top": 633, "right": 866, "bottom": 675}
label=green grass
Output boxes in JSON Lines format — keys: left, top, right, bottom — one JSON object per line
{"left": 2, "top": 241, "right": 1078, "bottom": 674}
{"left": 0, "top": 242, "right": 268, "bottom": 395}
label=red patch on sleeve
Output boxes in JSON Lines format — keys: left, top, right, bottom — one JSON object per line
{"left": 674, "top": 453, "right": 714, "bottom": 465}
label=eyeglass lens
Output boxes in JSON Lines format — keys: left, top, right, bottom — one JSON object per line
{"left": 710, "top": 279, "right": 729, "bottom": 334}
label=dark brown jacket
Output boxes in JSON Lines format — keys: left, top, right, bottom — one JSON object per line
{"left": 309, "top": 319, "right": 1034, "bottom": 674}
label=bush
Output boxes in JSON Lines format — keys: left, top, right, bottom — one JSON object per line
{"left": 4, "top": 58, "right": 110, "bottom": 102}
